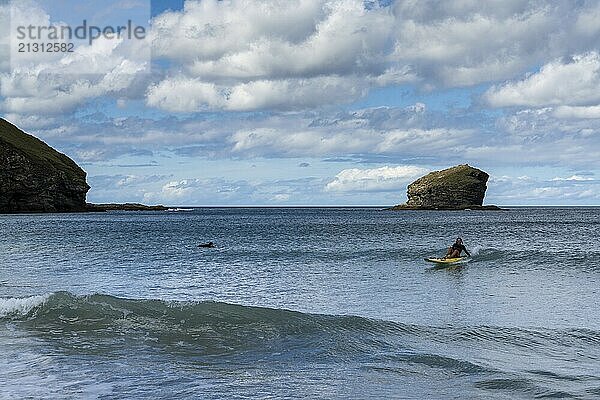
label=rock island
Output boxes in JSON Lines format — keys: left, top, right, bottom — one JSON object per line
{"left": 390, "top": 164, "right": 501, "bottom": 210}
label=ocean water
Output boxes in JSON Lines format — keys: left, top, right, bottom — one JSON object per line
{"left": 1, "top": 207, "right": 599, "bottom": 399}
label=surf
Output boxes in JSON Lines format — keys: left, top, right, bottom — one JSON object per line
{"left": 4, "top": 292, "right": 600, "bottom": 350}
{"left": 0, "top": 294, "right": 50, "bottom": 318}
{"left": 3, "top": 291, "right": 600, "bottom": 399}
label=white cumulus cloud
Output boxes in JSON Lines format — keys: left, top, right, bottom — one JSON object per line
{"left": 145, "top": 0, "right": 600, "bottom": 112}
{"left": 484, "top": 52, "right": 600, "bottom": 108}
{"left": 325, "top": 165, "right": 428, "bottom": 192}
{"left": 147, "top": 75, "right": 366, "bottom": 112}
{"left": 6, "top": 0, "right": 600, "bottom": 114}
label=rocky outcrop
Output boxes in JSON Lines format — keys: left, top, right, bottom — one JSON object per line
{"left": 1, "top": 119, "right": 170, "bottom": 213}
{"left": 390, "top": 164, "right": 500, "bottom": 210}
{"left": 0, "top": 118, "right": 90, "bottom": 213}
{"left": 87, "top": 203, "right": 168, "bottom": 212}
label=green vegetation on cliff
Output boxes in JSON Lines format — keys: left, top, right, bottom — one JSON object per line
{"left": 0, "top": 118, "right": 90, "bottom": 212}
{"left": 0, "top": 119, "right": 84, "bottom": 182}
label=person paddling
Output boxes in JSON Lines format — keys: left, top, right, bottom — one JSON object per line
{"left": 444, "top": 237, "right": 470, "bottom": 258}
{"left": 198, "top": 241, "right": 215, "bottom": 248}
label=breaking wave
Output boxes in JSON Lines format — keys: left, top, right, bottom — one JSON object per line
{"left": 2, "top": 292, "right": 600, "bottom": 398}
{"left": 2, "top": 292, "right": 599, "bottom": 358}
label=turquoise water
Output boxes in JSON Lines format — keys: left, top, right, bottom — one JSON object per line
{"left": 1, "top": 207, "right": 599, "bottom": 398}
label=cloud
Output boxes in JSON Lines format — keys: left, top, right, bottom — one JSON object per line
{"left": 116, "top": 175, "right": 159, "bottom": 187}
{"left": 86, "top": 173, "right": 171, "bottom": 203}
{"left": 485, "top": 174, "right": 599, "bottom": 205}
{"left": 552, "top": 105, "right": 600, "bottom": 119}
{"left": 271, "top": 193, "right": 291, "bottom": 202}
{"left": 484, "top": 52, "right": 600, "bottom": 108}
{"left": 137, "top": 175, "right": 326, "bottom": 206}
{"left": 0, "top": 1, "right": 149, "bottom": 116}
{"left": 325, "top": 165, "right": 428, "bottom": 192}
{"left": 551, "top": 175, "right": 594, "bottom": 181}
{"left": 229, "top": 124, "right": 472, "bottom": 158}
{"left": 145, "top": 78, "right": 222, "bottom": 112}
{"left": 1, "top": 57, "right": 146, "bottom": 115}
{"left": 144, "top": 0, "right": 600, "bottom": 112}
{"left": 151, "top": 0, "right": 393, "bottom": 79}
{"left": 146, "top": 0, "right": 393, "bottom": 111}
{"left": 146, "top": 75, "right": 367, "bottom": 112}
{"left": 17, "top": 99, "right": 600, "bottom": 172}
{"left": 156, "top": 180, "right": 193, "bottom": 200}
{"left": 490, "top": 107, "right": 600, "bottom": 167}
{"left": 0, "top": 4, "right": 11, "bottom": 73}
{"left": 89, "top": 174, "right": 168, "bottom": 189}
{"left": 6, "top": 0, "right": 600, "bottom": 115}
{"left": 529, "top": 186, "right": 596, "bottom": 200}
{"left": 390, "top": 2, "right": 558, "bottom": 87}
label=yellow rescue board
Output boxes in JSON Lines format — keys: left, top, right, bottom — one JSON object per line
{"left": 424, "top": 257, "right": 466, "bottom": 264}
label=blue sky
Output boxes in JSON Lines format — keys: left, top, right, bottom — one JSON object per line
{"left": 1, "top": 0, "right": 600, "bottom": 206}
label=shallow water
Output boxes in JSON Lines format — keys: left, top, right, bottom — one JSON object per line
{"left": 1, "top": 207, "right": 599, "bottom": 398}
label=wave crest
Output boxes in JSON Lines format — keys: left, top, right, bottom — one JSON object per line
{"left": 4, "top": 292, "right": 600, "bottom": 363}
{"left": 0, "top": 294, "right": 50, "bottom": 318}
{"left": 2, "top": 292, "right": 415, "bottom": 357}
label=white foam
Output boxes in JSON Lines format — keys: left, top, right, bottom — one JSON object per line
{"left": 0, "top": 294, "right": 50, "bottom": 318}
{"left": 469, "top": 245, "right": 485, "bottom": 256}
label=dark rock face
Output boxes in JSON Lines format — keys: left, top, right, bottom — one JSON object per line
{"left": 0, "top": 119, "right": 90, "bottom": 213}
{"left": 391, "top": 164, "right": 499, "bottom": 210}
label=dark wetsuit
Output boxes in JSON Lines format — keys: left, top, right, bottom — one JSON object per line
{"left": 451, "top": 243, "right": 471, "bottom": 257}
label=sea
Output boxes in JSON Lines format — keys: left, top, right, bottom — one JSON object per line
{"left": 1, "top": 207, "right": 599, "bottom": 399}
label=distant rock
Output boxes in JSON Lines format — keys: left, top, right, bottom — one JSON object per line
{"left": 86, "top": 203, "right": 168, "bottom": 212}
{"left": 0, "top": 118, "right": 90, "bottom": 213}
{"left": 390, "top": 164, "right": 501, "bottom": 210}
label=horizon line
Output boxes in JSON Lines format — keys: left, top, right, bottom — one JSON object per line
{"left": 153, "top": 204, "right": 600, "bottom": 208}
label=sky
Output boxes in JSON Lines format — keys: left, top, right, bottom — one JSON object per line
{"left": 1, "top": 0, "right": 600, "bottom": 206}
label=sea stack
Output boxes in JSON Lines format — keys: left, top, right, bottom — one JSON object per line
{"left": 390, "top": 164, "right": 500, "bottom": 210}
{"left": 0, "top": 118, "right": 90, "bottom": 213}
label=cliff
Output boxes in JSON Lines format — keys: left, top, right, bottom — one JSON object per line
{"left": 0, "top": 118, "right": 90, "bottom": 213}
{"left": 390, "top": 164, "right": 500, "bottom": 210}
